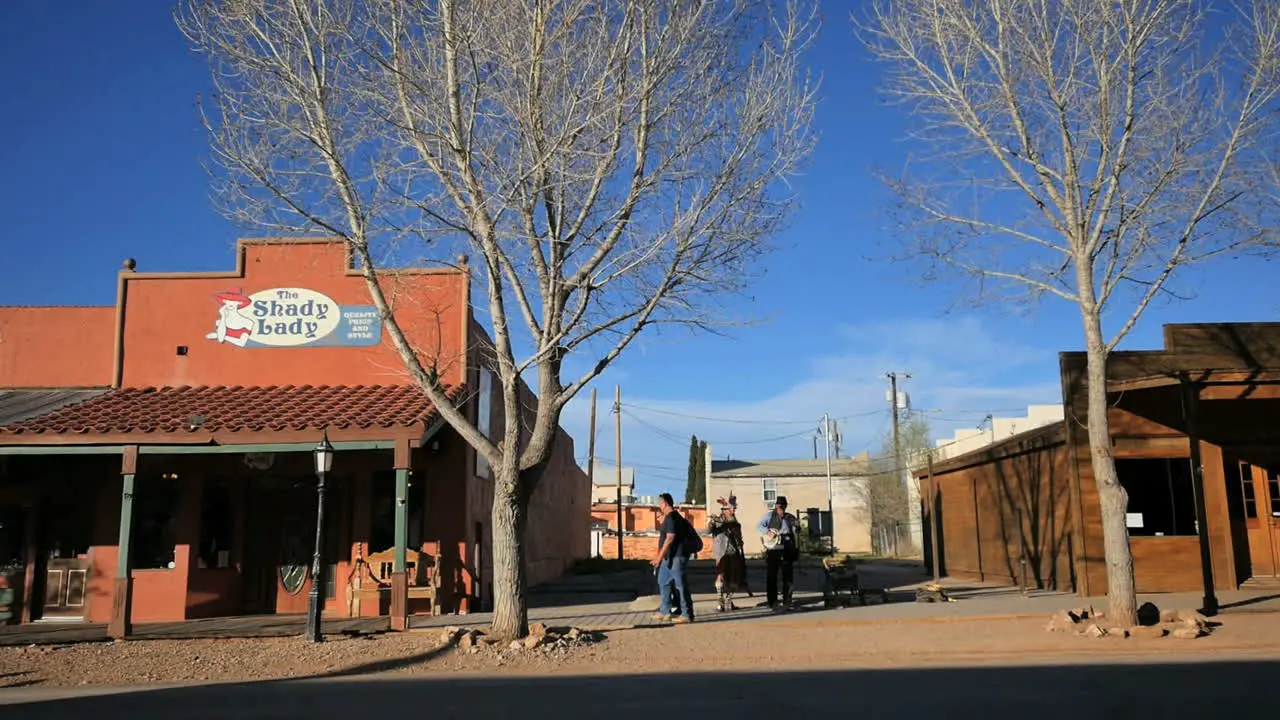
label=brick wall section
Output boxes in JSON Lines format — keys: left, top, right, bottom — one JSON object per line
{"left": 599, "top": 535, "right": 660, "bottom": 561}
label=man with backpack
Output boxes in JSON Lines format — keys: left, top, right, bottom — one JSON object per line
{"left": 651, "top": 492, "right": 701, "bottom": 623}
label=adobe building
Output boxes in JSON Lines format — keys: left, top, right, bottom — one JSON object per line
{"left": 917, "top": 323, "right": 1280, "bottom": 598}
{"left": 0, "top": 238, "right": 589, "bottom": 633}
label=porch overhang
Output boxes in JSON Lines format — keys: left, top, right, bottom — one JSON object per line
{"left": 0, "top": 384, "right": 459, "bottom": 456}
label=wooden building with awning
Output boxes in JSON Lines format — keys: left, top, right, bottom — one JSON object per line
{"left": 917, "top": 323, "right": 1280, "bottom": 602}
{"left": 0, "top": 238, "right": 590, "bottom": 635}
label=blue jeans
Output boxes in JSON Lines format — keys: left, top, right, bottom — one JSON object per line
{"left": 657, "top": 554, "right": 692, "bottom": 618}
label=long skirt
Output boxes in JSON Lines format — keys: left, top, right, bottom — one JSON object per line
{"left": 715, "top": 552, "right": 749, "bottom": 593}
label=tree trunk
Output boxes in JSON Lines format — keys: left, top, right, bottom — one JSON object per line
{"left": 1081, "top": 311, "right": 1138, "bottom": 626}
{"left": 488, "top": 464, "right": 528, "bottom": 639}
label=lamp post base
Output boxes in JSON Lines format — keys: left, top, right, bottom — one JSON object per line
{"left": 305, "top": 588, "right": 323, "bottom": 643}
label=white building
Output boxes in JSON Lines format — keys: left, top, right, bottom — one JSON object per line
{"left": 704, "top": 447, "right": 874, "bottom": 555}
{"left": 590, "top": 461, "right": 635, "bottom": 503}
{"left": 933, "top": 405, "right": 1065, "bottom": 460}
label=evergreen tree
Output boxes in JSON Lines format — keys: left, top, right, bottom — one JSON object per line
{"left": 685, "top": 435, "right": 701, "bottom": 504}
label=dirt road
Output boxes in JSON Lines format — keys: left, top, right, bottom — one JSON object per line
{"left": 4, "top": 610, "right": 1280, "bottom": 717}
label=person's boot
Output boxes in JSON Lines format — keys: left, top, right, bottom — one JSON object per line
{"left": 716, "top": 592, "right": 727, "bottom": 612}
{"left": 725, "top": 592, "right": 737, "bottom": 611}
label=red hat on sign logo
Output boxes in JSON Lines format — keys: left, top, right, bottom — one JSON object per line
{"left": 213, "top": 289, "right": 252, "bottom": 308}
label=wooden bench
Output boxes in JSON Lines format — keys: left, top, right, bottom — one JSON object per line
{"left": 361, "top": 546, "right": 443, "bottom": 616}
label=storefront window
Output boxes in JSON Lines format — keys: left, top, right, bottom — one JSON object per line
{"left": 0, "top": 505, "right": 25, "bottom": 572}
{"left": 134, "top": 476, "right": 180, "bottom": 569}
{"left": 1236, "top": 462, "right": 1258, "bottom": 519}
{"left": 1116, "top": 458, "right": 1197, "bottom": 536}
{"left": 476, "top": 368, "right": 494, "bottom": 479}
{"left": 370, "top": 471, "right": 422, "bottom": 553}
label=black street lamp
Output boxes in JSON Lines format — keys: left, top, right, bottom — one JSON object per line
{"left": 305, "top": 431, "right": 335, "bottom": 643}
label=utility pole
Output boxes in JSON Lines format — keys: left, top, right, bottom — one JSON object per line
{"left": 614, "top": 385, "right": 624, "bottom": 560}
{"left": 821, "top": 413, "right": 833, "bottom": 525}
{"left": 586, "top": 388, "right": 599, "bottom": 558}
{"left": 586, "top": 388, "right": 597, "bottom": 485}
{"left": 888, "top": 371, "right": 923, "bottom": 556}
{"left": 888, "top": 373, "right": 903, "bottom": 476}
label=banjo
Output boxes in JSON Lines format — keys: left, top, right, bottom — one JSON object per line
{"left": 760, "top": 513, "right": 795, "bottom": 552}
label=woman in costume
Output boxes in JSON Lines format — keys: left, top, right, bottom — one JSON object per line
{"left": 707, "top": 496, "right": 751, "bottom": 611}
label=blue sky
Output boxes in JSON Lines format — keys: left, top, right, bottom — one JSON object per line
{"left": 2, "top": 2, "right": 1274, "bottom": 498}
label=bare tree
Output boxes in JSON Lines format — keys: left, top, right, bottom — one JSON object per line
{"left": 176, "top": 0, "right": 817, "bottom": 638}
{"left": 858, "top": 0, "right": 1280, "bottom": 624}
{"left": 868, "top": 416, "right": 930, "bottom": 534}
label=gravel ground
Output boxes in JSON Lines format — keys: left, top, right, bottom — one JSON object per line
{"left": 3, "top": 610, "right": 1278, "bottom": 689}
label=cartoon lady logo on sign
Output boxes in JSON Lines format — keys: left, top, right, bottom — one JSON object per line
{"left": 205, "top": 289, "right": 254, "bottom": 347}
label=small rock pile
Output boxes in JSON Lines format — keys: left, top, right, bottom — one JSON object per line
{"left": 440, "top": 622, "right": 606, "bottom": 657}
{"left": 1045, "top": 602, "right": 1211, "bottom": 640}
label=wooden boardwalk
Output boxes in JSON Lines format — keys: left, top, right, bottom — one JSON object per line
{"left": 0, "top": 614, "right": 388, "bottom": 646}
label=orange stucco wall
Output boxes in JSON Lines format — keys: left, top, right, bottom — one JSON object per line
{"left": 118, "top": 241, "right": 469, "bottom": 388}
{"left": 0, "top": 306, "right": 114, "bottom": 387}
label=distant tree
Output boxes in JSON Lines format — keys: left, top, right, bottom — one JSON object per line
{"left": 868, "top": 416, "right": 931, "bottom": 537}
{"left": 685, "top": 435, "right": 702, "bottom": 504}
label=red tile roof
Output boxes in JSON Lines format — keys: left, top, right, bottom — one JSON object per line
{"left": 0, "top": 385, "right": 462, "bottom": 436}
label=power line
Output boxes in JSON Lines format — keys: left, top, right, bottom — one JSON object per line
{"left": 620, "top": 402, "right": 885, "bottom": 426}
{"left": 621, "top": 408, "right": 817, "bottom": 447}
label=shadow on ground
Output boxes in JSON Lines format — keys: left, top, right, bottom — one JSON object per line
{"left": 1, "top": 660, "right": 1272, "bottom": 718}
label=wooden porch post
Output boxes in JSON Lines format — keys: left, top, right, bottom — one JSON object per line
{"left": 390, "top": 438, "right": 411, "bottom": 631}
{"left": 109, "top": 446, "right": 138, "bottom": 639}
{"left": 1179, "top": 374, "right": 1219, "bottom": 616}
{"left": 19, "top": 502, "right": 38, "bottom": 624}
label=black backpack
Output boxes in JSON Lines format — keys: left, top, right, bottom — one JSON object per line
{"left": 680, "top": 515, "right": 704, "bottom": 556}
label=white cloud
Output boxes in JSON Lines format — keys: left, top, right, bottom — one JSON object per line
{"left": 557, "top": 315, "right": 1062, "bottom": 498}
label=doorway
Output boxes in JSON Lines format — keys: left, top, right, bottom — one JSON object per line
{"left": 1232, "top": 459, "right": 1280, "bottom": 579}
{"left": 37, "top": 488, "right": 95, "bottom": 621}
{"left": 241, "top": 475, "right": 343, "bottom": 615}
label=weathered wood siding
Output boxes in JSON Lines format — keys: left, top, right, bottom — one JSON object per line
{"left": 926, "top": 426, "right": 1077, "bottom": 591}
{"left": 1061, "top": 358, "right": 1239, "bottom": 595}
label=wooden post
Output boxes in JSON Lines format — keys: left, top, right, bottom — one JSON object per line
{"left": 390, "top": 438, "right": 411, "bottom": 631}
{"left": 109, "top": 446, "right": 138, "bottom": 640}
{"left": 19, "top": 502, "right": 37, "bottom": 624}
{"left": 1179, "top": 374, "right": 1219, "bottom": 616}
{"left": 927, "top": 453, "right": 940, "bottom": 583}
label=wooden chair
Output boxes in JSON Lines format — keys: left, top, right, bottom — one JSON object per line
{"left": 363, "top": 546, "right": 443, "bottom": 616}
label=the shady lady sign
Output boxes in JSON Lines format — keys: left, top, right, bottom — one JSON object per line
{"left": 205, "top": 288, "right": 382, "bottom": 348}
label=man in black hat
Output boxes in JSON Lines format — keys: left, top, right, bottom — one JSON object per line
{"left": 756, "top": 496, "right": 799, "bottom": 610}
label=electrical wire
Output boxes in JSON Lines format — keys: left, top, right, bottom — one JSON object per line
{"left": 620, "top": 408, "right": 817, "bottom": 447}
{"left": 620, "top": 402, "right": 886, "bottom": 426}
